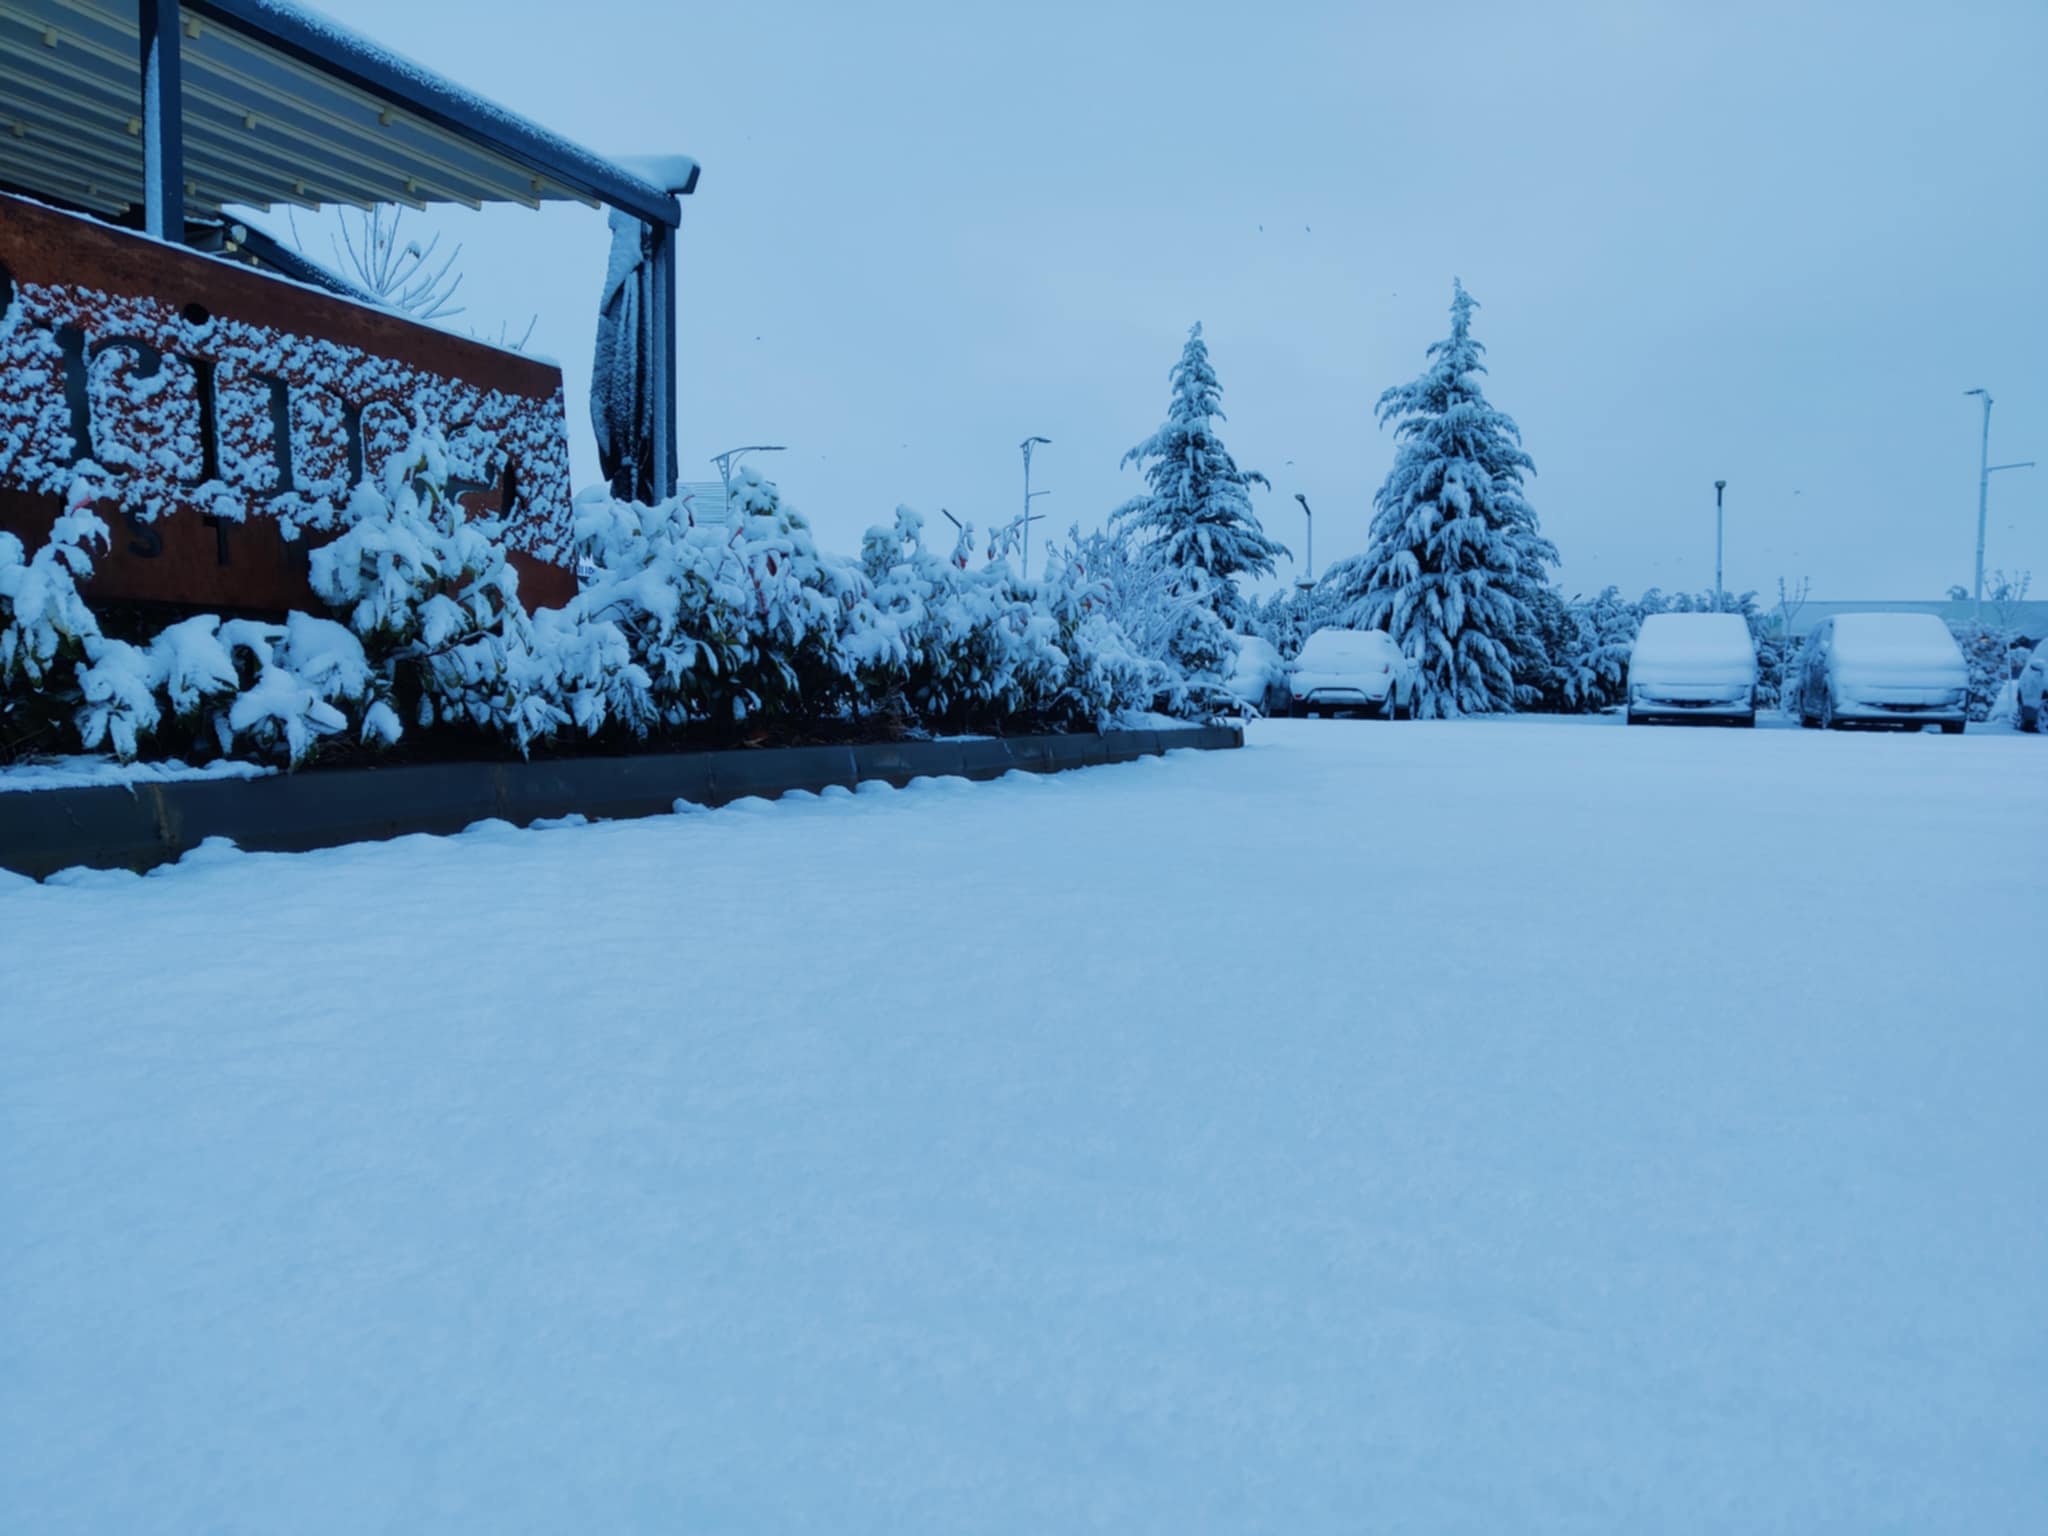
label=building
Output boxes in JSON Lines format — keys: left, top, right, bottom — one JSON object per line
{"left": 1, "top": 0, "right": 700, "bottom": 612}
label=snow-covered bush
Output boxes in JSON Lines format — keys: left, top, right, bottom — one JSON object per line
{"left": 4, "top": 433, "right": 1211, "bottom": 770}
{"left": 1042, "top": 524, "right": 1225, "bottom": 714}
{"left": 1948, "top": 620, "right": 2024, "bottom": 722}
{"left": 2, "top": 510, "right": 109, "bottom": 760}
{"left": 567, "top": 468, "right": 864, "bottom": 730}
{"left": 74, "top": 636, "right": 161, "bottom": 759}
{"left": 309, "top": 436, "right": 569, "bottom": 750}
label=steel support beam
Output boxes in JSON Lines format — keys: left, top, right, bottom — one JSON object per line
{"left": 649, "top": 220, "right": 678, "bottom": 501}
{"left": 139, "top": 0, "right": 186, "bottom": 240}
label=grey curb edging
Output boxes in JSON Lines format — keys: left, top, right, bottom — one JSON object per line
{"left": 0, "top": 724, "right": 1244, "bottom": 880}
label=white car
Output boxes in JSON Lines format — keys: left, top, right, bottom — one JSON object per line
{"left": 1222, "top": 635, "right": 1292, "bottom": 717}
{"left": 1795, "top": 613, "right": 1968, "bottom": 735}
{"left": 1625, "top": 612, "right": 1757, "bottom": 726}
{"left": 1288, "top": 628, "right": 1417, "bottom": 719}
{"left": 2017, "top": 642, "right": 2047, "bottom": 734}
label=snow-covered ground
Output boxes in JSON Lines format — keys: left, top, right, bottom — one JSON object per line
{"left": 3, "top": 718, "right": 2044, "bottom": 1532}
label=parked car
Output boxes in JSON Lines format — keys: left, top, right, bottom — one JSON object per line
{"left": 1795, "top": 613, "right": 1968, "bottom": 734}
{"left": 2016, "top": 641, "right": 2047, "bottom": 734}
{"left": 1288, "top": 628, "right": 1417, "bottom": 718}
{"left": 1625, "top": 613, "right": 1757, "bottom": 726}
{"left": 1222, "top": 635, "right": 1292, "bottom": 718}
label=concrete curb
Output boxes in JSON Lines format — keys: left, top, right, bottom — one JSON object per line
{"left": 0, "top": 724, "right": 1243, "bottom": 880}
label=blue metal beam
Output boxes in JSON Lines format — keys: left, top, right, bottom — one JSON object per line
{"left": 139, "top": 0, "right": 185, "bottom": 240}
{"left": 651, "top": 222, "right": 678, "bottom": 499}
{"left": 188, "top": 0, "right": 688, "bottom": 228}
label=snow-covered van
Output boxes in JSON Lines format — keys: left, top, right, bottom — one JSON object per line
{"left": 1625, "top": 613, "right": 1757, "bottom": 726}
{"left": 1795, "top": 613, "right": 1968, "bottom": 734}
{"left": 1288, "top": 628, "right": 1416, "bottom": 718}
{"left": 2017, "top": 642, "right": 2048, "bottom": 734}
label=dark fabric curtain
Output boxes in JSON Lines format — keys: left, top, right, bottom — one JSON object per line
{"left": 591, "top": 209, "right": 656, "bottom": 502}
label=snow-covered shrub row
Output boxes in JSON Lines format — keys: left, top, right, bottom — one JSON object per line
{"left": 2, "top": 435, "right": 1216, "bottom": 768}
{"left": 570, "top": 488, "right": 1187, "bottom": 735}
{"left": 1946, "top": 620, "right": 2031, "bottom": 723}
{"left": 3, "top": 507, "right": 394, "bottom": 765}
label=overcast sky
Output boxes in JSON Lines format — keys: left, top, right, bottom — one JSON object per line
{"left": 312, "top": 0, "right": 2046, "bottom": 601}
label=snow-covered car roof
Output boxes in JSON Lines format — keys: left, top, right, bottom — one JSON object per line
{"left": 1830, "top": 612, "right": 1966, "bottom": 662}
{"left": 1629, "top": 613, "right": 1755, "bottom": 668}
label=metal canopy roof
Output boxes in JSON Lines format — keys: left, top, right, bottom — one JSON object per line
{"left": 0, "top": 0, "right": 693, "bottom": 229}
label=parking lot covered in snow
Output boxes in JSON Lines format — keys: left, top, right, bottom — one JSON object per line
{"left": 3, "top": 718, "right": 2044, "bottom": 1531}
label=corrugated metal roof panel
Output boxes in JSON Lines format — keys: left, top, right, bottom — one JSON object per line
{"left": 0, "top": 0, "right": 693, "bottom": 226}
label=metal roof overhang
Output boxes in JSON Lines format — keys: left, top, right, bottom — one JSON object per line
{"left": 0, "top": 0, "right": 693, "bottom": 229}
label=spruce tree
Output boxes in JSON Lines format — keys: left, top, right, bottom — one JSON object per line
{"left": 1321, "top": 281, "right": 1557, "bottom": 716}
{"left": 1113, "top": 324, "right": 1288, "bottom": 627}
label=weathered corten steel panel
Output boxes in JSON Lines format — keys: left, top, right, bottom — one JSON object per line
{"left": 0, "top": 193, "right": 577, "bottom": 612}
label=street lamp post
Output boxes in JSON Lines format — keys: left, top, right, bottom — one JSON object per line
{"left": 1713, "top": 480, "right": 1726, "bottom": 611}
{"left": 1020, "top": 436, "right": 1051, "bottom": 576}
{"left": 1964, "top": 389, "right": 2036, "bottom": 613}
{"left": 711, "top": 444, "right": 786, "bottom": 517}
{"left": 1293, "top": 492, "right": 1314, "bottom": 587}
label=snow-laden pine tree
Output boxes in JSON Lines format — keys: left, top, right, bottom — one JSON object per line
{"left": 1113, "top": 323, "right": 1287, "bottom": 628}
{"left": 1321, "top": 281, "right": 1557, "bottom": 716}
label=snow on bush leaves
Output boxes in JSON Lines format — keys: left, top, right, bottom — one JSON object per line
{"left": 3, "top": 432, "right": 1211, "bottom": 768}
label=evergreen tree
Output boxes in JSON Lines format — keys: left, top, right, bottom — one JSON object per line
{"left": 1114, "top": 323, "right": 1288, "bottom": 627}
{"left": 1321, "top": 281, "right": 1557, "bottom": 716}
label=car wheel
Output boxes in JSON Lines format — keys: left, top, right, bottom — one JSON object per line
{"left": 2025, "top": 702, "right": 2044, "bottom": 734}
{"left": 1940, "top": 720, "right": 1966, "bottom": 736}
{"left": 1819, "top": 692, "right": 1839, "bottom": 730}
{"left": 1734, "top": 712, "right": 1757, "bottom": 728}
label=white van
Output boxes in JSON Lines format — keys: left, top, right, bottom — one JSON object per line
{"left": 1795, "top": 613, "right": 1968, "bottom": 734}
{"left": 1625, "top": 613, "right": 1757, "bottom": 727}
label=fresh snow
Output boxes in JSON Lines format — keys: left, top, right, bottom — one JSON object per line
{"left": 0, "top": 753, "right": 272, "bottom": 794}
{"left": 3, "top": 719, "right": 2044, "bottom": 1532}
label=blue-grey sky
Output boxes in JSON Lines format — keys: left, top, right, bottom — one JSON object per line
{"left": 315, "top": 0, "right": 2045, "bottom": 600}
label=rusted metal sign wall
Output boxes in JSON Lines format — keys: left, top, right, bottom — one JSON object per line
{"left": 0, "top": 193, "right": 576, "bottom": 612}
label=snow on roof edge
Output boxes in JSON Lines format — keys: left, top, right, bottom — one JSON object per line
{"left": 209, "top": 0, "right": 696, "bottom": 223}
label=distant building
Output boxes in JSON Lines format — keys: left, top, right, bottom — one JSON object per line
{"left": 1782, "top": 599, "right": 2048, "bottom": 644}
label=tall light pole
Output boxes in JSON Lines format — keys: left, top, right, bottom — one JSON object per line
{"left": 711, "top": 444, "right": 786, "bottom": 515}
{"left": 1713, "top": 480, "right": 1726, "bottom": 611}
{"left": 1020, "top": 436, "right": 1051, "bottom": 576}
{"left": 1293, "top": 492, "right": 1314, "bottom": 588}
{"left": 1964, "top": 389, "right": 2036, "bottom": 612}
